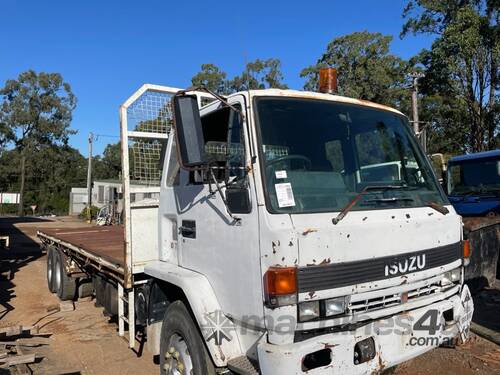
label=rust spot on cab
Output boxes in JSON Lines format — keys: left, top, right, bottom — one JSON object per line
{"left": 302, "top": 228, "right": 318, "bottom": 236}
{"left": 306, "top": 259, "right": 317, "bottom": 266}
{"left": 377, "top": 353, "right": 386, "bottom": 371}
{"left": 319, "top": 258, "right": 331, "bottom": 265}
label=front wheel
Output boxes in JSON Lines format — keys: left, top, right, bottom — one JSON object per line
{"left": 159, "top": 300, "right": 215, "bottom": 375}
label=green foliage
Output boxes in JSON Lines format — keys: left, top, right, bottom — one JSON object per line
{"left": 228, "top": 59, "right": 288, "bottom": 92}
{"left": 0, "top": 70, "right": 77, "bottom": 214}
{"left": 300, "top": 31, "right": 411, "bottom": 108}
{"left": 0, "top": 204, "right": 19, "bottom": 215}
{"left": 78, "top": 205, "right": 99, "bottom": 219}
{"left": 0, "top": 144, "right": 88, "bottom": 215}
{"left": 0, "top": 139, "right": 123, "bottom": 216}
{"left": 93, "top": 142, "right": 122, "bottom": 180}
{"left": 402, "top": 0, "right": 499, "bottom": 153}
{"left": 0, "top": 70, "right": 76, "bottom": 148}
{"left": 191, "top": 64, "right": 228, "bottom": 93}
{"left": 191, "top": 58, "right": 288, "bottom": 95}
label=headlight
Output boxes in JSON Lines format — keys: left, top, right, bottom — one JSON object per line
{"left": 298, "top": 301, "right": 320, "bottom": 322}
{"left": 324, "top": 297, "right": 346, "bottom": 317}
{"left": 441, "top": 268, "right": 461, "bottom": 286}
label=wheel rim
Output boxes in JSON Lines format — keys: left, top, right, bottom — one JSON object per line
{"left": 163, "top": 333, "right": 194, "bottom": 375}
{"left": 54, "top": 257, "right": 62, "bottom": 293}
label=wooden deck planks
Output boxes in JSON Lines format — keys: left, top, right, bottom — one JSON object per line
{"left": 39, "top": 226, "right": 125, "bottom": 266}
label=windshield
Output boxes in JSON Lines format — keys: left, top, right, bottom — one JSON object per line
{"left": 448, "top": 157, "right": 500, "bottom": 196}
{"left": 255, "top": 97, "right": 446, "bottom": 214}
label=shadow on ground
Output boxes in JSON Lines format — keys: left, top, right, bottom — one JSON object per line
{"left": 472, "top": 283, "right": 500, "bottom": 334}
{"left": 0, "top": 216, "right": 50, "bottom": 322}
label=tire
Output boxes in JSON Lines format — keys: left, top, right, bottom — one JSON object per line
{"left": 54, "top": 251, "right": 77, "bottom": 301}
{"left": 47, "top": 247, "right": 56, "bottom": 293}
{"left": 78, "top": 279, "right": 94, "bottom": 298}
{"left": 159, "top": 300, "right": 216, "bottom": 375}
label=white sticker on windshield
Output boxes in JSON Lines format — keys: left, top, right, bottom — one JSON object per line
{"left": 275, "top": 170, "right": 287, "bottom": 179}
{"left": 275, "top": 183, "right": 295, "bottom": 207}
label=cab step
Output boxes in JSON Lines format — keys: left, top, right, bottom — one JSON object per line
{"left": 227, "top": 356, "right": 260, "bottom": 375}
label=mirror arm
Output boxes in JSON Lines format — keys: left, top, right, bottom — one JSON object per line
{"left": 178, "top": 85, "right": 246, "bottom": 122}
{"left": 208, "top": 167, "right": 241, "bottom": 224}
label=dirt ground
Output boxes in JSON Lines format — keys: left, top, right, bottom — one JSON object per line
{"left": 0, "top": 216, "right": 499, "bottom": 374}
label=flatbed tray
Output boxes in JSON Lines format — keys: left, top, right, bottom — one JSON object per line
{"left": 38, "top": 226, "right": 125, "bottom": 268}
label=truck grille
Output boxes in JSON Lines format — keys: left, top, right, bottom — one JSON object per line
{"left": 348, "top": 282, "right": 441, "bottom": 314}
{"left": 297, "top": 242, "right": 461, "bottom": 292}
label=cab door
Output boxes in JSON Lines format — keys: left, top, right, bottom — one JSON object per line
{"left": 170, "top": 95, "right": 264, "bottom": 321}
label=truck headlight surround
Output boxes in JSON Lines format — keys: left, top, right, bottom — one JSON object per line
{"left": 324, "top": 297, "right": 346, "bottom": 317}
{"left": 441, "top": 267, "right": 461, "bottom": 286}
{"left": 298, "top": 301, "right": 320, "bottom": 322}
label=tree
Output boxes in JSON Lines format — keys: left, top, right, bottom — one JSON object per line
{"left": 93, "top": 142, "right": 122, "bottom": 180}
{"left": 0, "top": 70, "right": 77, "bottom": 215}
{"left": 402, "top": 0, "right": 499, "bottom": 152}
{"left": 191, "top": 64, "right": 228, "bottom": 94}
{"left": 190, "top": 59, "right": 288, "bottom": 95}
{"left": 228, "top": 58, "right": 288, "bottom": 92}
{"left": 0, "top": 144, "right": 88, "bottom": 215}
{"left": 0, "top": 121, "right": 13, "bottom": 150}
{"left": 300, "top": 31, "right": 410, "bottom": 107}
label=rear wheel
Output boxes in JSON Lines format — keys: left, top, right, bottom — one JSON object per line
{"left": 46, "top": 247, "right": 56, "bottom": 293}
{"left": 54, "top": 251, "right": 77, "bottom": 301}
{"left": 159, "top": 301, "right": 215, "bottom": 375}
{"left": 78, "top": 279, "right": 94, "bottom": 298}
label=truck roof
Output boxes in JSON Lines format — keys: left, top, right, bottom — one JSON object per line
{"left": 233, "top": 89, "right": 405, "bottom": 116}
{"left": 448, "top": 149, "right": 500, "bottom": 163}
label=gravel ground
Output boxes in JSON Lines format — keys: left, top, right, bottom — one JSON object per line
{"left": 0, "top": 216, "right": 499, "bottom": 374}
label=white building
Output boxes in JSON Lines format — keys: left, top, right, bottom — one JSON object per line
{"left": 69, "top": 179, "right": 159, "bottom": 215}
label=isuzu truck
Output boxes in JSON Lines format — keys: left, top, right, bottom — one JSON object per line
{"left": 38, "top": 68, "right": 474, "bottom": 374}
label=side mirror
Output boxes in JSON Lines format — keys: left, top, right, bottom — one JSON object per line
{"left": 226, "top": 186, "right": 251, "bottom": 214}
{"left": 172, "top": 95, "right": 207, "bottom": 167}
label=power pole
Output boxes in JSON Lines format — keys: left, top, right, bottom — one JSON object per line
{"left": 86, "top": 132, "right": 93, "bottom": 222}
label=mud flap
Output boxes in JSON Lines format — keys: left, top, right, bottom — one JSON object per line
{"left": 457, "top": 284, "right": 474, "bottom": 343}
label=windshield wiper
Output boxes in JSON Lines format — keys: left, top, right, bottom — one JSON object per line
{"left": 425, "top": 201, "right": 449, "bottom": 215}
{"left": 365, "top": 197, "right": 415, "bottom": 204}
{"left": 332, "top": 185, "right": 406, "bottom": 225}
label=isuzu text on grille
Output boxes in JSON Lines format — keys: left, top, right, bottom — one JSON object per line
{"left": 385, "top": 254, "right": 426, "bottom": 276}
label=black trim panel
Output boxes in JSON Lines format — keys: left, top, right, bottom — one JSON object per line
{"left": 297, "top": 242, "right": 462, "bottom": 292}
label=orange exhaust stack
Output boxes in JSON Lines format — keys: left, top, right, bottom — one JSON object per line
{"left": 319, "top": 68, "right": 338, "bottom": 94}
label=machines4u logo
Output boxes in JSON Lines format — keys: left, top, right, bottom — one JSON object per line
{"left": 201, "top": 310, "right": 234, "bottom": 345}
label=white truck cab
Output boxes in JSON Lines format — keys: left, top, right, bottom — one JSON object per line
{"left": 118, "top": 83, "right": 474, "bottom": 375}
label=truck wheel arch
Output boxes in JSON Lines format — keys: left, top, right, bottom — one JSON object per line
{"left": 144, "top": 262, "right": 243, "bottom": 367}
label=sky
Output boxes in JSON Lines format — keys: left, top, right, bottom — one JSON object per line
{"left": 0, "top": 0, "right": 434, "bottom": 155}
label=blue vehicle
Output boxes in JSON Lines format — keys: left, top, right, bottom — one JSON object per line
{"left": 447, "top": 149, "right": 500, "bottom": 217}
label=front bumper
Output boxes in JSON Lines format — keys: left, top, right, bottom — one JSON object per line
{"left": 257, "top": 285, "right": 473, "bottom": 375}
